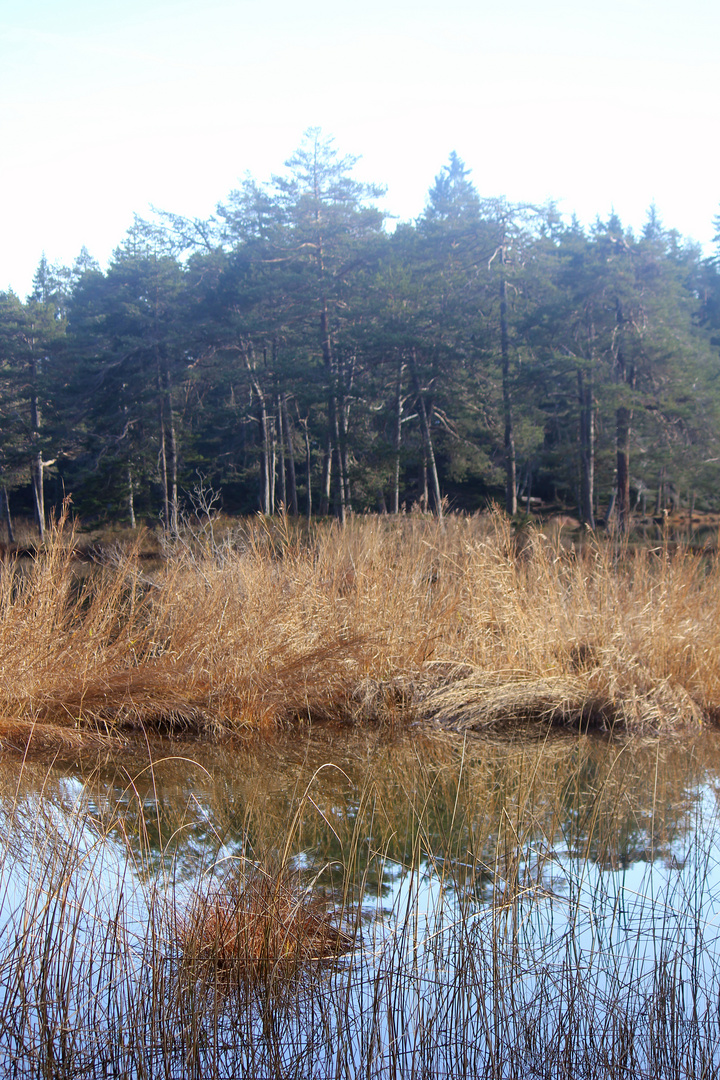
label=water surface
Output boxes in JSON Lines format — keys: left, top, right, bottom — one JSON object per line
{"left": 2, "top": 726, "right": 720, "bottom": 1077}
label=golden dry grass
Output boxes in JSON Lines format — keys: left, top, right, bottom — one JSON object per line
{"left": 0, "top": 505, "right": 719, "bottom": 749}
{"left": 175, "top": 866, "right": 353, "bottom": 971}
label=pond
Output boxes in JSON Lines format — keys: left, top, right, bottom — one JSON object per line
{"left": 1, "top": 726, "right": 720, "bottom": 1078}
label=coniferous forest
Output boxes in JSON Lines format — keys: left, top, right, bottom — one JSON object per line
{"left": 3, "top": 129, "right": 720, "bottom": 536}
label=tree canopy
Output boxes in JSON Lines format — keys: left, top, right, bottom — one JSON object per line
{"left": 2, "top": 131, "right": 720, "bottom": 533}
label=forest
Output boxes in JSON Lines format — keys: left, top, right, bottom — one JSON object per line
{"left": 2, "top": 129, "right": 720, "bottom": 537}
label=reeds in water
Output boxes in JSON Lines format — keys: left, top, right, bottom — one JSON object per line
{"left": 176, "top": 866, "right": 353, "bottom": 970}
{"left": 2, "top": 734, "right": 720, "bottom": 1077}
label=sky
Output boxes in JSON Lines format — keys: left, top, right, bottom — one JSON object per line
{"left": 1, "top": 0, "right": 718, "bottom": 298}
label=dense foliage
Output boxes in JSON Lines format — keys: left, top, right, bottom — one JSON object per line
{"left": 3, "top": 130, "right": 720, "bottom": 532}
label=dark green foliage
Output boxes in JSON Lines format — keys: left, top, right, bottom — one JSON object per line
{"left": 2, "top": 136, "right": 720, "bottom": 528}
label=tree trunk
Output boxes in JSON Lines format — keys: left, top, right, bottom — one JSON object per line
{"left": 281, "top": 394, "right": 298, "bottom": 515}
{"left": 655, "top": 466, "right": 665, "bottom": 515}
{"left": 577, "top": 366, "right": 595, "bottom": 528}
{"left": 32, "top": 452, "right": 45, "bottom": 542}
{"left": 258, "top": 396, "right": 271, "bottom": 515}
{"left": 243, "top": 345, "right": 271, "bottom": 514}
{"left": 2, "top": 487, "right": 14, "bottom": 544}
{"left": 616, "top": 405, "right": 633, "bottom": 533}
{"left": 29, "top": 352, "right": 45, "bottom": 542}
{"left": 276, "top": 396, "right": 287, "bottom": 511}
{"left": 392, "top": 355, "right": 404, "bottom": 514}
{"left": 301, "top": 418, "right": 313, "bottom": 522}
{"left": 613, "top": 300, "right": 634, "bottom": 534}
{"left": 409, "top": 349, "right": 442, "bottom": 518}
{"left": 156, "top": 360, "right": 170, "bottom": 530}
{"left": 158, "top": 410, "right": 169, "bottom": 529}
{"left": 127, "top": 465, "right": 136, "bottom": 529}
{"left": 606, "top": 486, "right": 617, "bottom": 529}
{"left": 499, "top": 258, "right": 517, "bottom": 516}
{"left": 153, "top": 285, "right": 177, "bottom": 534}
{"left": 338, "top": 354, "right": 355, "bottom": 514}
{"left": 319, "top": 432, "right": 331, "bottom": 516}
{"left": 163, "top": 363, "right": 179, "bottom": 535}
{"left": 320, "top": 302, "right": 345, "bottom": 524}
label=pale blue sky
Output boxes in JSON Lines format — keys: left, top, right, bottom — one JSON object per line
{"left": 1, "top": 0, "right": 718, "bottom": 296}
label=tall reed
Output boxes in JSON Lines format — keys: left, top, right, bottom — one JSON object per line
{"left": 2, "top": 733, "right": 720, "bottom": 1077}
{"left": 1, "top": 507, "right": 719, "bottom": 748}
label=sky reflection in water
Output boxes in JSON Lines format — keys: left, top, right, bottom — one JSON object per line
{"left": 2, "top": 729, "right": 720, "bottom": 1076}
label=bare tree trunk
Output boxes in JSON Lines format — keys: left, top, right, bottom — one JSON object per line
{"left": 302, "top": 419, "right": 313, "bottom": 523}
{"left": 320, "top": 432, "right": 331, "bottom": 516}
{"left": 392, "top": 355, "right": 404, "bottom": 514}
{"left": 613, "top": 300, "right": 635, "bottom": 534}
{"left": 2, "top": 486, "right": 14, "bottom": 544}
{"left": 577, "top": 365, "right": 595, "bottom": 528}
{"left": 339, "top": 412, "right": 352, "bottom": 513}
{"left": 338, "top": 354, "right": 355, "bottom": 513}
{"left": 153, "top": 285, "right": 175, "bottom": 534}
{"left": 655, "top": 466, "right": 665, "bottom": 515}
{"left": 243, "top": 345, "right": 271, "bottom": 514}
{"left": 32, "top": 452, "right": 45, "bottom": 542}
{"left": 127, "top": 465, "right": 136, "bottom": 529}
{"left": 409, "top": 349, "right": 442, "bottom": 518}
{"left": 281, "top": 394, "right": 299, "bottom": 516}
{"left": 268, "top": 399, "right": 277, "bottom": 513}
{"left": 320, "top": 301, "right": 345, "bottom": 524}
{"left": 276, "top": 395, "right": 287, "bottom": 511}
{"left": 499, "top": 265, "right": 517, "bottom": 516}
{"left": 258, "top": 397, "right": 271, "bottom": 515}
{"left": 163, "top": 364, "right": 178, "bottom": 535}
{"left": 157, "top": 391, "right": 170, "bottom": 530}
{"left": 606, "top": 486, "right": 617, "bottom": 529}
{"left": 29, "top": 351, "right": 45, "bottom": 541}
{"left": 616, "top": 405, "right": 633, "bottom": 533}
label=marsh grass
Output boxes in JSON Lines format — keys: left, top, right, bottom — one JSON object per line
{"left": 1, "top": 505, "right": 720, "bottom": 752}
{"left": 4, "top": 734, "right": 720, "bottom": 1071}
{"left": 2, "top": 735, "right": 720, "bottom": 1077}
{"left": 175, "top": 865, "right": 354, "bottom": 973}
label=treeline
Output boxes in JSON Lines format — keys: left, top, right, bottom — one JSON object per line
{"left": 2, "top": 130, "right": 720, "bottom": 537}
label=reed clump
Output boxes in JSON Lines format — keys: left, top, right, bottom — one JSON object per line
{"left": 176, "top": 866, "right": 353, "bottom": 974}
{"left": 1, "top": 505, "right": 720, "bottom": 748}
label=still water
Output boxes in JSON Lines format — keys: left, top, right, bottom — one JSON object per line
{"left": 2, "top": 726, "right": 720, "bottom": 1078}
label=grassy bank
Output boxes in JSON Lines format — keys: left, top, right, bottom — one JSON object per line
{"left": 1, "top": 507, "right": 719, "bottom": 752}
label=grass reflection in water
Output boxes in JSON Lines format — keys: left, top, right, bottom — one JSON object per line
{"left": 1, "top": 728, "right": 719, "bottom": 1078}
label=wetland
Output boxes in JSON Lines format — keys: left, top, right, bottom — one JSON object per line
{"left": 3, "top": 728, "right": 720, "bottom": 1078}
{"left": 2, "top": 512, "right": 720, "bottom": 1076}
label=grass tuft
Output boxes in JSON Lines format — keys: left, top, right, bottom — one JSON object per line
{"left": 175, "top": 866, "right": 353, "bottom": 972}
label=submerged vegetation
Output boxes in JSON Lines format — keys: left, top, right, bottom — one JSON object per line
{"left": 0, "top": 507, "right": 718, "bottom": 752}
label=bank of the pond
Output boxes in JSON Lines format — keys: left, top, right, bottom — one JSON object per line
{"left": 1, "top": 508, "right": 719, "bottom": 758}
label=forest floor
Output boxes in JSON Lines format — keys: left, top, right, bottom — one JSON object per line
{"left": 1, "top": 506, "right": 719, "bottom": 758}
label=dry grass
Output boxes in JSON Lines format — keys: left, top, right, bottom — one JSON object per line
{"left": 176, "top": 866, "right": 353, "bottom": 972}
{"left": 0, "top": 504, "right": 719, "bottom": 749}
{"left": 3, "top": 729, "right": 720, "bottom": 1077}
